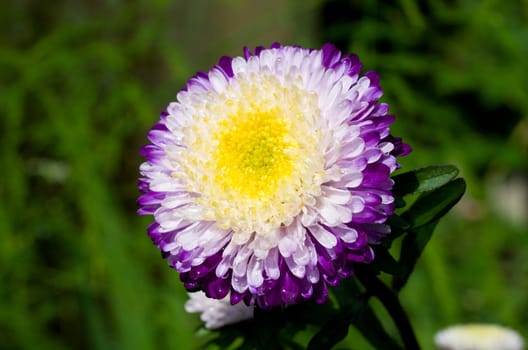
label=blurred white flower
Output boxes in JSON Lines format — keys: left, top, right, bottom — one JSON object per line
{"left": 435, "top": 324, "right": 524, "bottom": 350}
{"left": 488, "top": 171, "right": 528, "bottom": 227}
{"left": 27, "top": 157, "right": 70, "bottom": 183}
{"left": 184, "top": 291, "right": 254, "bottom": 330}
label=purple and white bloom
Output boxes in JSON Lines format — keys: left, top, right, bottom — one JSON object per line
{"left": 185, "top": 291, "right": 254, "bottom": 329}
{"left": 138, "top": 43, "right": 410, "bottom": 309}
{"left": 434, "top": 324, "right": 524, "bottom": 350}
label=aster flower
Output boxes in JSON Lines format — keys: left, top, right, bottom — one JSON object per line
{"left": 138, "top": 43, "right": 410, "bottom": 309}
{"left": 185, "top": 291, "right": 254, "bottom": 330}
{"left": 434, "top": 324, "right": 524, "bottom": 350}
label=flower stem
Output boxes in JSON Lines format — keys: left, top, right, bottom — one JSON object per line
{"left": 356, "top": 268, "right": 421, "bottom": 350}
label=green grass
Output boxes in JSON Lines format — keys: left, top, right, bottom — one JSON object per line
{"left": 1, "top": 0, "right": 527, "bottom": 349}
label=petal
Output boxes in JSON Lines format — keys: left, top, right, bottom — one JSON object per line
{"left": 264, "top": 248, "right": 280, "bottom": 280}
{"left": 232, "top": 274, "right": 248, "bottom": 293}
{"left": 247, "top": 255, "right": 264, "bottom": 288}
{"left": 316, "top": 197, "right": 352, "bottom": 226}
{"left": 280, "top": 272, "right": 300, "bottom": 304}
{"left": 309, "top": 224, "right": 337, "bottom": 249}
{"left": 292, "top": 240, "right": 310, "bottom": 266}
{"left": 285, "top": 255, "right": 306, "bottom": 279}
{"left": 232, "top": 245, "right": 253, "bottom": 277}
{"left": 321, "top": 185, "right": 351, "bottom": 205}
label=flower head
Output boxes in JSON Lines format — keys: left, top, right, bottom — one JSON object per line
{"left": 434, "top": 324, "right": 524, "bottom": 350}
{"left": 185, "top": 291, "right": 254, "bottom": 329}
{"left": 138, "top": 43, "right": 410, "bottom": 309}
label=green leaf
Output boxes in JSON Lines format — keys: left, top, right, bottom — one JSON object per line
{"left": 386, "top": 214, "right": 411, "bottom": 231}
{"left": 392, "top": 178, "right": 466, "bottom": 291}
{"left": 354, "top": 305, "right": 405, "bottom": 350}
{"left": 392, "top": 220, "right": 438, "bottom": 291}
{"left": 307, "top": 313, "right": 354, "bottom": 350}
{"left": 283, "top": 301, "right": 337, "bottom": 328}
{"left": 370, "top": 245, "right": 403, "bottom": 276}
{"left": 401, "top": 178, "right": 466, "bottom": 229}
{"left": 394, "top": 195, "right": 407, "bottom": 209}
{"left": 307, "top": 280, "right": 363, "bottom": 350}
{"left": 392, "top": 165, "right": 460, "bottom": 197}
{"left": 382, "top": 214, "right": 411, "bottom": 248}
{"left": 206, "top": 328, "right": 243, "bottom": 350}
{"left": 355, "top": 267, "right": 420, "bottom": 350}
{"left": 309, "top": 274, "right": 407, "bottom": 350}
{"left": 307, "top": 300, "right": 363, "bottom": 350}
{"left": 332, "top": 277, "right": 363, "bottom": 308}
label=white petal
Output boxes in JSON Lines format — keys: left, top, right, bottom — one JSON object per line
{"left": 201, "top": 234, "right": 230, "bottom": 259}
{"left": 309, "top": 224, "right": 337, "bottom": 249}
{"left": 305, "top": 264, "right": 320, "bottom": 283}
{"left": 232, "top": 245, "right": 253, "bottom": 277}
{"left": 278, "top": 234, "right": 297, "bottom": 258}
{"left": 177, "top": 204, "right": 204, "bottom": 219}
{"left": 247, "top": 255, "right": 264, "bottom": 287}
{"left": 178, "top": 221, "right": 212, "bottom": 251}
{"left": 340, "top": 137, "right": 365, "bottom": 159}
{"left": 258, "top": 49, "right": 275, "bottom": 70}
{"left": 161, "top": 194, "right": 193, "bottom": 209}
{"left": 322, "top": 185, "right": 351, "bottom": 205}
{"left": 301, "top": 206, "right": 318, "bottom": 227}
{"left": 232, "top": 231, "right": 252, "bottom": 245}
{"left": 250, "top": 229, "right": 279, "bottom": 259}
{"left": 150, "top": 178, "right": 183, "bottom": 192}
{"left": 231, "top": 57, "right": 247, "bottom": 75}
{"left": 198, "top": 224, "right": 227, "bottom": 245}
{"left": 160, "top": 239, "right": 179, "bottom": 252}
{"left": 348, "top": 196, "right": 366, "bottom": 213}
{"left": 264, "top": 248, "right": 280, "bottom": 280}
{"left": 324, "top": 143, "right": 341, "bottom": 167}
{"left": 208, "top": 68, "right": 228, "bottom": 93}
{"left": 322, "top": 82, "right": 344, "bottom": 115}
{"left": 216, "top": 245, "right": 237, "bottom": 277}
{"left": 292, "top": 239, "right": 310, "bottom": 266}
{"left": 324, "top": 165, "right": 343, "bottom": 182}
{"left": 343, "top": 172, "right": 363, "bottom": 188}
{"left": 379, "top": 142, "right": 394, "bottom": 154}
{"left": 334, "top": 225, "right": 358, "bottom": 243}
{"left": 232, "top": 274, "right": 248, "bottom": 293}
{"left": 285, "top": 255, "right": 306, "bottom": 278}
{"left": 154, "top": 209, "right": 187, "bottom": 231}
{"left": 186, "top": 294, "right": 254, "bottom": 330}
{"left": 317, "top": 197, "right": 352, "bottom": 226}
{"left": 363, "top": 148, "right": 382, "bottom": 163}
{"left": 303, "top": 234, "right": 319, "bottom": 265}
{"left": 246, "top": 56, "right": 260, "bottom": 73}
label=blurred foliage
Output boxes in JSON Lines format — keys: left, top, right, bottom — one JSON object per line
{"left": 0, "top": 0, "right": 527, "bottom": 349}
{"left": 319, "top": 0, "right": 528, "bottom": 348}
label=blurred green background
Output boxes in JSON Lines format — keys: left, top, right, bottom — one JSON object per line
{"left": 1, "top": 0, "right": 527, "bottom": 349}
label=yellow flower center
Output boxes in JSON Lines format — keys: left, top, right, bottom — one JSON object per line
{"left": 213, "top": 110, "right": 295, "bottom": 199}
{"left": 177, "top": 73, "right": 325, "bottom": 236}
